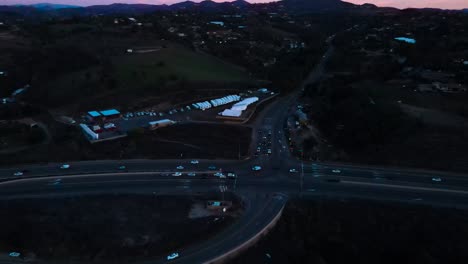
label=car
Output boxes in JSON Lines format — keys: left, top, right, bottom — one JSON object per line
{"left": 190, "top": 160, "right": 199, "bottom": 164}
{"left": 118, "top": 165, "right": 127, "bottom": 170}
{"left": 60, "top": 164, "right": 70, "bottom": 169}
{"left": 289, "top": 169, "right": 298, "bottom": 173}
{"left": 167, "top": 252, "right": 179, "bottom": 260}
{"left": 208, "top": 166, "right": 217, "bottom": 170}
{"left": 214, "top": 172, "right": 226, "bottom": 178}
{"left": 332, "top": 169, "right": 341, "bottom": 173}
{"left": 13, "top": 171, "right": 24, "bottom": 176}
{"left": 432, "top": 177, "right": 442, "bottom": 182}
{"left": 172, "top": 172, "right": 182, "bottom": 177}
{"left": 187, "top": 172, "right": 197, "bottom": 177}
{"left": 267, "top": 149, "right": 272, "bottom": 154}
{"left": 176, "top": 165, "right": 184, "bottom": 170}
{"left": 252, "top": 166, "right": 262, "bottom": 171}
{"left": 9, "top": 252, "right": 20, "bottom": 257}
{"left": 227, "top": 172, "right": 237, "bottom": 178}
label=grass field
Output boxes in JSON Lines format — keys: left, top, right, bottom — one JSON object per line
{"left": 116, "top": 45, "right": 251, "bottom": 85}
{"left": 43, "top": 43, "right": 253, "bottom": 109}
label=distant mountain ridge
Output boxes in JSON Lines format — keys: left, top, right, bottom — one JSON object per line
{"left": 2, "top": 0, "right": 349, "bottom": 15}
{"left": 2, "top": 0, "right": 462, "bottom": 18}
{"left": 17, "top": 2, "right": 80, "bottom": 10}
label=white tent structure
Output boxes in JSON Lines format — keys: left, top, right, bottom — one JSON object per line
{"left": 231, "top": 97, "right": 258, "bottom": 111}
{"left": 192, "top": 95, "right": 240, "bottom": 110}
{"left": 219, "top": 97, "right": 259, "bottom": 117}
{"left": 219, "top": 109, "right": 243, "bottom": 117}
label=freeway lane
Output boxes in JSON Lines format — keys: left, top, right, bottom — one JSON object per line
{"left": 299, "top": 163, "right": 468, "bottom": 188}
{"left": 0, "top": 159, "right": 253, "bottom": 179}
{"left": 2, "top": 173, "right": 468, "bottom": 208}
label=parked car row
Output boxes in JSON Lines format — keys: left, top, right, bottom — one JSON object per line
{"left": 123, "top": 111, "right": 163, "bottom": 119}
{"left": 122, "top": 106, "right": 193, "bottom": 120}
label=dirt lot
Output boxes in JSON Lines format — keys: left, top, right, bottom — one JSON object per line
{"left": 229, "top": 198, "right": 468, "bottom": 264}
{"left": 0, "top": 193, "right": 242, "bottom": 263}
{"left": 0, "top": 120, "right": 252, "bottom": 165}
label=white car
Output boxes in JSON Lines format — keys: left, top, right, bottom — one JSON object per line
{"left": 172, "top": 172, "right": 182, "bottom": 177}
{"left": 214, "top": 172, "right": 226, "bottom": 178}
{"left": 13, "top": 171, "right": 24, "bottom": 176}
{"left": 187, "top": 172, "right": 197, "bottom": 177}
{"left": 289, "top": 169, "right": 298, "bottom": 173}
{"left": 190, "top": 160, "right": 199, "bottom": 164}
{"left": 167, "top": 252, "right": 179, "bottom": 260}
{"left": 227, "top": 172, "right": 237, "bottom": 178}
{"left": 432, "top": 177, "right": 442, "bottom": 182}
{"left": 176, "top": 165, "right": 184, "bottom": 170}
{"left": 9, "top": 252, "right": 20, "bottom": 257}
{"left": 332, "top": 169, "right": 341, "bottom": 173}
{"left": 60, "top": 164, "right": 70, "bottom": 169}
{"left": 252, "top": 166, "right": 262, "bottom": 171}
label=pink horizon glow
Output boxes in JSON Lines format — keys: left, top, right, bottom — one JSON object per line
{"left": 2, "top": 0, "right": 467, "bottom": 10}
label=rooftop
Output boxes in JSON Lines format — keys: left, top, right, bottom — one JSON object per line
{"left": 100, "top": 109, "right": 120, "bottom": 116}
{"left": 88, "top": 111, "right": 101, "bottom": 117}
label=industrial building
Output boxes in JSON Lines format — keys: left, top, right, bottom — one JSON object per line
{"left": 100, "top": 109, "right": 121, "bottom": 120}
{"left": 87, "top": 109, "right": 121, "bottom": 122}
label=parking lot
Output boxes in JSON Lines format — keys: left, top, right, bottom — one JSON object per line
{"left": 80, "top": 89, "right": 276, "bottom": 142}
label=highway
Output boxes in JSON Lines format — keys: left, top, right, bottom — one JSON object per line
{"left": 1, "top": 39, "right": 468, "bottom": 264}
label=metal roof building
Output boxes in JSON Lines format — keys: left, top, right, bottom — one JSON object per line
{"left": 87, "top": 111, "right": 101, "bottom": 118}
{"left": 100, "top": 109, "right": 120, "bottom": 116}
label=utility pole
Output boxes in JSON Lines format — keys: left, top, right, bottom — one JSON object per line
{"left": 234, "top": 175, "right": 238, "bottom": 191}
{"left": 300, "top": 151, "right": 304, "bottom": 196}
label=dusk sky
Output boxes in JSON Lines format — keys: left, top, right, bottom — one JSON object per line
{"left": 3, "top": 0, "right": 468, "bottom": 10}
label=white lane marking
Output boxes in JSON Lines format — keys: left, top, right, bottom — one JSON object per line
{"left": 342, "top": 180, "right": 468, "bottom": 195}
